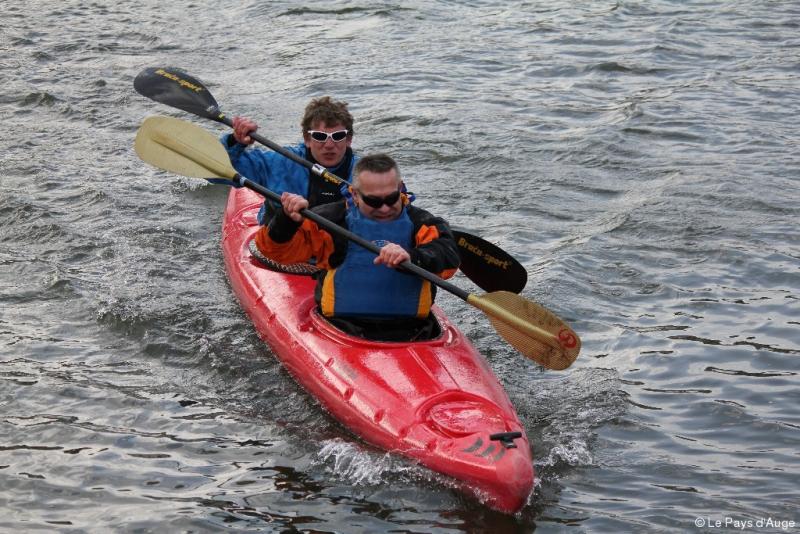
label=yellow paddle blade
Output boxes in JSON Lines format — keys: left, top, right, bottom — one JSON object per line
{"left": 467, "top": 291, "right": 581, "bottom": 370}
{"left": 134, "top": 115, "right": 237, "bottom": 180}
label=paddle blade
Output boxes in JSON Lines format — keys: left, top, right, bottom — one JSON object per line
{"left": 134, "top": 67, "right": 224, "bottom": 121}
{"left": 135, "top": 115, "right": 237, "bottom": 180}
{"left": 452, "top": 229, "right": 527, "bottom": 294}
{"left": 468, "top": 291, "right": 580, "bottom": 370}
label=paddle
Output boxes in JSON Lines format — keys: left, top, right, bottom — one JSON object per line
{"left": 134, "top": 115, "right": 581, "bottom": 370}
{"left": 133, "top": 66, "right": 527, "bottom": 294}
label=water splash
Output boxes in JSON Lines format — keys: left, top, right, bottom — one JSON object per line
{"left": 537, "top": 439, "right": 594, "bottom": 468}
{"left": 315, "top": 439, "right": 415, "bottom": 486}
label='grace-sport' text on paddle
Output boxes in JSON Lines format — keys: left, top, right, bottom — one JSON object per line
{"left": 134, "top": 115, "right": 581, "bottom": 370}
{"left": 133, "top": 66, "right": 527, "bottom": 294}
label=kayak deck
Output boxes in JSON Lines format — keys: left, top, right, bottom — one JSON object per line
{"left": 221, "top": 187, "right": 534, "bottom": 513}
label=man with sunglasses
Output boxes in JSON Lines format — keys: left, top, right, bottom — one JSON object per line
{"left": 221, "top": 96, "right": 358, "bottom": 224}
{"left": 253, "top": 153, "right": 460, "bottom": 338}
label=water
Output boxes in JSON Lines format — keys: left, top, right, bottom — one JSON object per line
{"left": 2, "top": 1, "right": 798, "bottom": 532}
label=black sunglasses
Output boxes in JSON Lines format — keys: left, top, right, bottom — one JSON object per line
{"left": 307, "top": 129, "right": 349, "bottom": 143}
{"left": 357, "top": 188, "right": 401, "bottom": 208}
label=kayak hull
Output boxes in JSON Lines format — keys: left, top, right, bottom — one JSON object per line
{"left": 221, "top": 187, "right": 534, "bottom": 513}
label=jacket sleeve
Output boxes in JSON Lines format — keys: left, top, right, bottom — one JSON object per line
{"left": 220, "top": 133, "right": 278, "bottom": 188}
{"left": 253, "top": 202, "right": 342, "bottom": 268}
{"left": 219, "top": 135, "right": 309, "bottom": 194}
{"left": 407, "top": 206, "right": 461, "bottom": 280}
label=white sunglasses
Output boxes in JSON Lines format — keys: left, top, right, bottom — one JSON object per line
{"left": 307, "top": 129, "right": 349, "bottom": 143}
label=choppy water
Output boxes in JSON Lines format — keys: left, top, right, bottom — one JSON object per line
{"left": 2, "top": 1, "right": 798, "bottom": 532}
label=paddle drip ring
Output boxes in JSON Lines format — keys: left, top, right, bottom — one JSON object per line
{"left": 248, "top": 240, "right": 322, "bottom": 276}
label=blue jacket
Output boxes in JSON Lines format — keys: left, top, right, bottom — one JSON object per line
{"left": 221, "top": 133, "right": 358, "bottom": 224}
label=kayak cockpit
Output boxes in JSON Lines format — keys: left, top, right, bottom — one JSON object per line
{"left": 321, "top": 313, "right": 443, "bottom": 342}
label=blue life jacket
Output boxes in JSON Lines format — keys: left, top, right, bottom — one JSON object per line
{"left": 319, "top": 205, "right": 432, "bottom": 318}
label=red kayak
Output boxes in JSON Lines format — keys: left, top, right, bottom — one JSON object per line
{"left": 221, "top": 187, "right": 534, "bottom": 513}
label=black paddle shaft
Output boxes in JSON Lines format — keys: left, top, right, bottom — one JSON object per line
{"left": 219, "top": 115, "right": 338, "bottom": 182}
